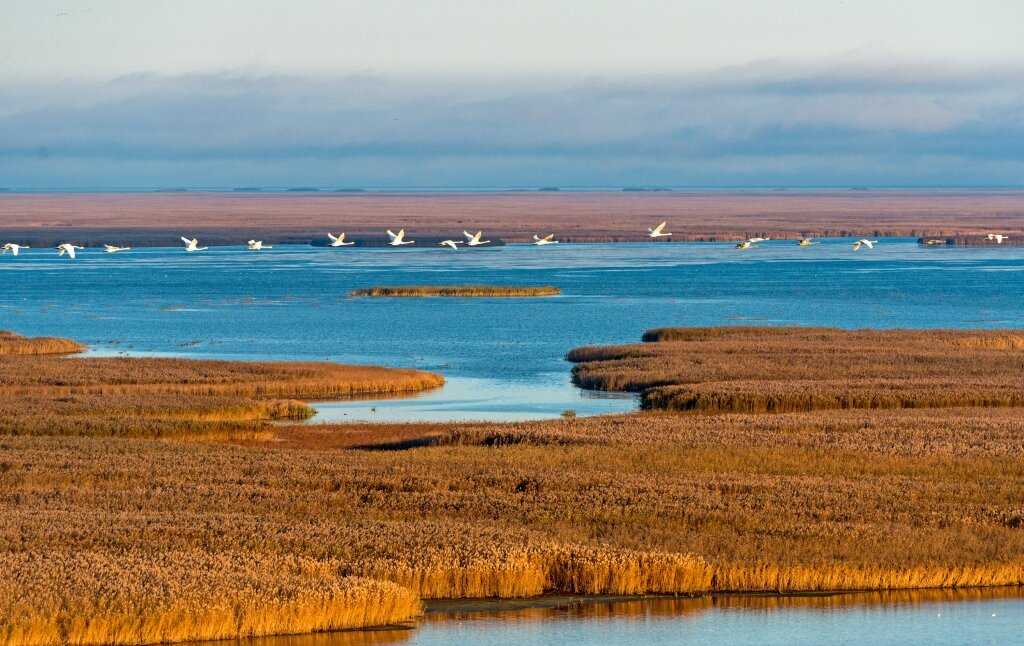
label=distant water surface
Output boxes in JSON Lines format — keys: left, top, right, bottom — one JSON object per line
{"left": 4, "top": 238, "right": 1024, "bottom": 421}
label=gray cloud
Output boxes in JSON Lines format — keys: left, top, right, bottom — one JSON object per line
{"left": 1, "top": 64, "right": 1023, "bottom": 187}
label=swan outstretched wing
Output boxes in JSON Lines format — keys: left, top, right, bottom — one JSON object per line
{"left": 651, "top": 222, "right": 666, "bottom": 234}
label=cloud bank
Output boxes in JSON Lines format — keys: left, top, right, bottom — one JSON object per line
{"left": 2, "top": 64, "right": 1023, "bottom": 187}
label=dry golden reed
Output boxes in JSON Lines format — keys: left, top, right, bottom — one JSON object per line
{"left": 0, "top": 331, "right": 84, "bottom": 356}
{"left": 350, "top": 285, "right": 560, "bottom": 297}
{"left": 0, "top": 331, "right": 443, "bottom": 439}
{"left": 0, "top": 551, "right": 421, "bottom": 646}
{"left": 568, "top": 326, "right": 1024, "bottom": 412}
{"left": 4, "top": 328, "right": 1024, "bottom": 645}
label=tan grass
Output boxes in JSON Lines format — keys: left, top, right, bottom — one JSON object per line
{"left": 0, "top": 332, "right": 84, "bottom": 356}
{"left": 0, "top": 331, "right": 443, "bottom": 439}
{"left": 4, "top": 328, "right": 1024, "bottom": 643}
{"left": 0, "top": 551, "right": 421, "bottom": 646}
{"left": 569, "top": 327, "right": 1024, "bottom": 412}
{"left": 350, "top": 285, "right": 560, "bottom": 297}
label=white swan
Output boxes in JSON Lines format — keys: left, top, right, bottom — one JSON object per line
{"left": 181, "top": 237, "right": 208, "bottom": 252}
{"left": 386, "top": 229, "right": 415, "bottom": 246}
{"left": 2, "top": 243, "right": 29, "bottom": 256}
{"left": 853, "top": 239, "right": 878, "bottom": 251}
{"left": 103, "top": 244, "right": 131, "bottom": 253}
{"left": 648, "top": 222, "right": 672, "bottom": 238}
{"left": 247, "top": 240, "right": 272, "bottom": 251}
{"left": 463, "top": 230, "right": 491, "bottom": 246}
{"left": 57, "top": 243, "right": 84, "bottom": 259}
{"left": 735, "top": 241, "right": 752, "bottom": 250}
{"left": 533, "top": 234, "right": 558, "bottom": 246}
{"left": 327, "top": 232, "right": 354, "bottom": 247}
{"left": 797, "top": 238, "right": 814, "bottom": 247}
{"left": 439, "top": 239, "right": 463, "bottom": 250}
{"left": 747, "top": 237, "right": 770, "bottom": 244}
{"left": 987, "top": 233, "right": 1009, "bottom": 244}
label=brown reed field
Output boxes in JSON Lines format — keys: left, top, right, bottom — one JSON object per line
{"left": 350, "top": 286, "right": 560, "bottom": 297}
{"left": 0, "top": 331, "right": 443, "bottom": 439}
{"left": 0, "top": 331, "right": 84, "bottom": 355}
{"left": 2, "top": 328, "right": 1024, "bottom": 645}
{"left": 568, "top": 326, "right": 1024, "bottom": 412}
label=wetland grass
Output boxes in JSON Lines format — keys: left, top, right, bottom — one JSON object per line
{"left": 0, "top": 331, "right": 84, "bottom": 356}
{"left": 0, "top": 551, "right": 421, "bottom": 646}
{"left": 4, "top": 328, "right": 1024, "bottom": 645}
{"left": 0, "top": 331, "right": 443, "bottom": 439}
{"left": 350, "top": 285, "right": 560, "bottom": 297}
{"left": 568, "top": 327, "right": 1024, "bottom": 412}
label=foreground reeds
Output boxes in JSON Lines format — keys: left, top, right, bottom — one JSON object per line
{"left": 350, "top": 285, "right": 560, "bottom": 297}
{"left": 4, "top": 327, "right": 1024, "bottom": 645}
{"left": 0, "top": 551, "right": 421, "bottom": 646}
{"left": 568, "top": 327, "right": 1024, "bottom": 412}
{"left": 0, "top": 331, "right": 443, "bottom": 439}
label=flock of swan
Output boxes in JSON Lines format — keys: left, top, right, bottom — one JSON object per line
{"left": 0, "top": 223, "right": 1012, "bottom": 260}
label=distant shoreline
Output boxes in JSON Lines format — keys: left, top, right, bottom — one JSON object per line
{"left": 3, "top": 190, "right": 1024, "bottom": 247}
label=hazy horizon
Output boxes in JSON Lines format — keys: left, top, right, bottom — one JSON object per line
{"left": 2, "top": 1, "right": 1023, "bottom": 188}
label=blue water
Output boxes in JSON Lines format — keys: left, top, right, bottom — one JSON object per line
{"left": 410, "top": 595, "right": 1024, "bottom": 646}
{"left": 3, "top": 238, "right": 1024, "bottom": 420}
{"left": 206, "top": 592, "right": 1024, "bottom": 646}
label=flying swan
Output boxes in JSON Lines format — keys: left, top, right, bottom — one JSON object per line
{"left": 463, "top": 230, "right": 491, "bottom": 246}
{"left": 987, "top": 233, "right": 1009, "bottom": 244}
{"left": 648, "top": 222, "right": 672, "bottom": 238}
{"left": 181, "top": 237, "right": 208, "bottom": 252}
{"left": 439, "top": 239, "right": 463, "bottom": 250}
{"left": 57, "top": 243, "right": 84, "bottom": 259}
{"left": 533, "top": 234, "right": 558, "bottom": 246}
{"left": 852, "top": 239, "right": 878, "bottom": 251}
{"left": 386, "top": 229, "right": 415, "bottom": 246}
{"left": 103, "top": 244, "right": 131, "bottom": 253}
{"left": 327, "top": 233, "right": 354, "bottom": 247}
{"left": 2, "top": 243, "right": 29, "bottom": 256}
{"left": 247, "top": 240, "right": 272, "bottom": 251}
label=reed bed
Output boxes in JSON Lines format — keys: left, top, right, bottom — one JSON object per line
{"left": 0, "top": 332, "right": 84, "bottom": 356}
{"left": 2, "top": 406, "right": 1023, "bottom": 626}
{"left": 5, "top": 327, "right": 1024, "bottom": 643}
{"left": 568, "top": 327, "right": 1024, "bottom": 412}
{"left": 0, "top": 551, "right": 421, "bottom": 646}
{"left": 0, "top": 331, "right": 443, "bottom": 438}
{"left": 350, "top": 285, "right": 560, "bottom": 297}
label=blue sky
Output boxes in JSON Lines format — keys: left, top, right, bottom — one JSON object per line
{"left": 2, "top": 1, "right": 1023, "bottom": 187}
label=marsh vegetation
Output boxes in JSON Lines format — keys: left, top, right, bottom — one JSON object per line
{"left": 0, "top": 331, "right": 443, "bottom": 439}
{"left": 350, "top": 286, "right": 560, "bottom": 297}
{"left": 568, "top": 326, "right": 1024, "bottom": 412}
{"left": 3, "top": 328, "right": 1023, "bottom": 645}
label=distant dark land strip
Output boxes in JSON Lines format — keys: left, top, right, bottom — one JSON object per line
{"left": 4, "top": 190, "right": 1024, "bottom": 247}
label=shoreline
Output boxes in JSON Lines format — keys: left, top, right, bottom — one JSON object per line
{"left": 5, "top": 190, "right": 1024, "bottom": 247}
{"left": 424, "top": 585, "right": 1024, "bottom": 615}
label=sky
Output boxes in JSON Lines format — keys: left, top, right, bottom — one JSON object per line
{"left": 2, "top": 0, "right": 1024, "bottom": 188}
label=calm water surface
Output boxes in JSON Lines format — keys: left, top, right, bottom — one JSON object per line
{"left": 4, "top": 238, "right": 1024, "bottom": 419}
{"left": 206, "top": 591, "right": 1024, "bottom": 646}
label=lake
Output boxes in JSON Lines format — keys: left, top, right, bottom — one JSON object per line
{"left": 199, "top": 590, "right": 1024, "bottom": 646}
{"left": 4, "top": 238, "right": 1024, "bottom": 420}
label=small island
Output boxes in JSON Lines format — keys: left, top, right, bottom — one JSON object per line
{"left": 350, "top": 285, "right": 561, "bottom": 297}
